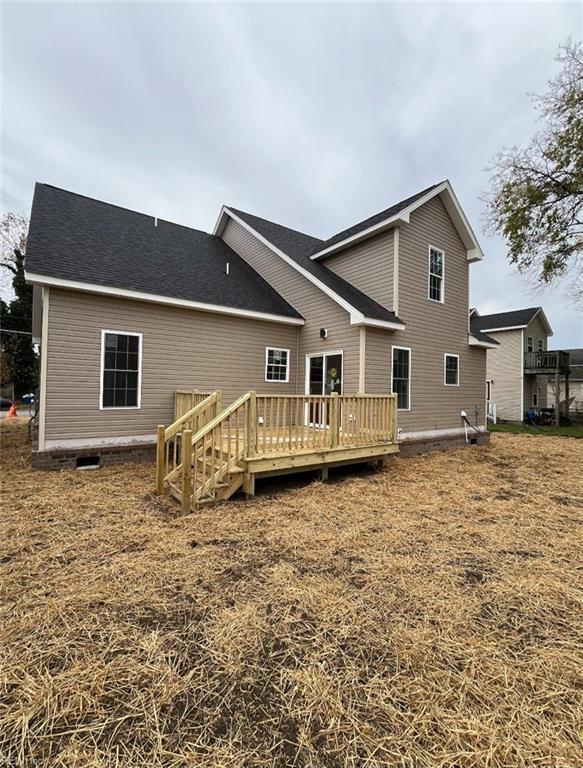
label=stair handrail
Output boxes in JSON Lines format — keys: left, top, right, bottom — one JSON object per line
{"left": 156, "top": 390, "right": 221, "bottom": 495}
{"left": 165, "top": 391, "right": 220, "bottom": 440}
{"left": 189, "top": 391, "right": 252, "bottom": 446}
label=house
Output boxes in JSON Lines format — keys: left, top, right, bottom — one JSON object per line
{"left": 470, "top": 306, "right": 570, "bottom": 423}
{"left": 25, "top": 179, "right": 493, "bottom": 470}
{"left": 547, "top": 349, "right": 583, "bottom": 420}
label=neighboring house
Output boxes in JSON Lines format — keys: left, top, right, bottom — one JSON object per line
{"left": 25, "top": 179, "right": 494, "bottom": 468}
{"left": 547, "top": 349, "right": 583, "bottom": 420}
{"left": 470, "top": 306, "right": 570, "bottom": 423}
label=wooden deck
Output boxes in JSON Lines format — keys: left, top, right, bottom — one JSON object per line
{"left": 157, "top": 391, "right": 399, "bottom": 510}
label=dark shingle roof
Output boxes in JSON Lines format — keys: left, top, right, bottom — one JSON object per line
{"left": 311, "top": 182, "right": 443, "bottom": 255}
{"left": 25, "top": 184, "right": 302, "bottom": 320}
{"left": 469, "top": 318, "right": 499, "bottom": 346}
{"left": 564, "top": 349, "right": 583, "bottom": 369}
{"left": 470, "top": 307, "right": 542, "bottom": 332}
{"left": 228, "top": 207, "right": 405, "bottom": 325}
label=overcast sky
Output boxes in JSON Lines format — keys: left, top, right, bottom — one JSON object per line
{"left": 2, "top": 2, "right": 582, "bottom": 345}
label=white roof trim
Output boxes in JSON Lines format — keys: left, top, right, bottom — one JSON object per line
{"left": 24, "top": 272, "right": 305, "bottom": 326}
{"left": 469, "top": 334, "right": 498, "bottom": 349}
{"left": 480, "top": 324, "right": 528, "bottom": 333}
{"left": 529, "top": 307, "right": 554, "bottom": 336}
{"left": 309, "top": 212, "right": 411, "bottom": 261}
{"left": 310, "top": 180, "right": 484, "bottom": 263}
{"left": 351, "top": 316, "right": 406, "bottom": 331}
{"left": 214, "top": 207, "right": 406, "bottom": 332}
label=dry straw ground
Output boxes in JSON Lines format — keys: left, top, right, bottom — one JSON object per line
{"left": 1, "top": 418, "right": 582, "bottom": 768}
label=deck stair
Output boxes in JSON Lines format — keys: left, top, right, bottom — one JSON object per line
{"left": 157, "top": 389, "right": 399, "bottom": 511}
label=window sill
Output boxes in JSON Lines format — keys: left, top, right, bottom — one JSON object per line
{"left": 100, "top": 406, "right": 142, "bottom": 411}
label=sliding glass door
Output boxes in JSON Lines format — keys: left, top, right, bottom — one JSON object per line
{"left": 306, "top": 353, "right": 343, "bottom": 425}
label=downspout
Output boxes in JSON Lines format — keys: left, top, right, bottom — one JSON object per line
{"left": 295, "top": 326, "right": 301, "bottom": 395}
{"left": 358, "top": 326, "right": 366, "bottom": 393}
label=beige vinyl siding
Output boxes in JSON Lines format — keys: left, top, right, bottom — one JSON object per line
{"left": 364, "top": 196, "right": 486, "bottom": 431}
{"left": 524, "top": 314, "right": 548, "bottom": 355}
{"left": 221, "top": 218, "right": 360, "bottom": 393}
{"left": 323, "top": 229, "right": 394, "bottom": 310}
{"left": 485, "top": 329, "right": 523, "bottom": 421}
{"left": 44, "top": 289, "right": 298, "bottom": 442}
{"left": 364, "top": 327, "right": 394, "bottom": 393}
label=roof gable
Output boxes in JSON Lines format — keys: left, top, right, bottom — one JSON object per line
{"left": 214, "top": 206, "right": 406, "bottom": 331}
{"left": 309, "top": 180, "right": 483, "bottom": 263}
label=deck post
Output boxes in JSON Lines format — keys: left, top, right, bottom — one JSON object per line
{"left": 247, "top": 391, "right": 257, "bottom": 457}
{"left": 156, "top": 424, "right": 166, "bottom": 494}
{"left": 391, "top": 394, "right": 398, "bottom": 444}
{"left": 330, "top": 392, "right": 339, "bottom": 448}
{"left": 555, "top": 370, "right": 560, "bottom": 426}
{"left": 181, "top": 429, "right": 193, "bottom": 513}
{"left": 564, "top": 373, "right": 570, "bottom": 421}
{"left": 243, "top": 471, "right": 255, "bottom": 499}
{"left": 215, "top": 390, "right": 222, "bottom": 418}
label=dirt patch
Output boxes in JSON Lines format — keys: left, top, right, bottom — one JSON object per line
{"left": 1, "top": 418, "right": 582, "bottom": 767}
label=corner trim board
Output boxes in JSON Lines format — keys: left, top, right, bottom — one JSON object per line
{"left": 393, "top": 226, "right": 399, "bottom": 314}
{"left": 359, "top": 326, "right": 366, "bottom": 393}
{"left": 38, "top": 286, "right": 49, "bottom": 451}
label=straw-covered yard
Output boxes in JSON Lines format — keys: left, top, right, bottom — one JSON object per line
{"left": 1, "top": 418, "right": 582, "bottom": 767}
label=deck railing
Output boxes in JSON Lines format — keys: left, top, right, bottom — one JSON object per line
{"left": 158, "top": 391, "right": 398, "bottom": 511}
{"left": 486, "top": 399, "right": 497, "bottom": 424}
{"left": 174, "top": 389, "right": 215, "bottom": 421}
{"left": 524, "top": 350, "right": 570, "bottom": 372}
{"left": 255, "top": 393, "right": 397, "bottom": 452}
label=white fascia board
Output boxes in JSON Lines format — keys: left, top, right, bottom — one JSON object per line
{"left": 221, "top": 208, "right": 367, "bottom": 323}
{"left": 480, "top": 324, "right": 528, "bottom": 332}
{"left": 212, "top": 205, "right": 230, "bottom": 237}
{"left": 310, "top": 180, "right": 484, "bottom": 263}
{"left": 469, "top": 334, "right": 498, "bottom": 349}
{"left": 309, "top": 212, "right": 410, "bottom": 261}
{"left": 351, "top": 316, "right": 406, "bottom": 331}
{"left": 530, "top": 307, "right": 554, "bottom": 337}
{"left": 25, "top": 272, "right": 305, "bottom": 326}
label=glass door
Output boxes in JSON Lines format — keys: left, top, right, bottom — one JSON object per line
{"left": 307, "top": 353, "right": 343, "bottom": 425}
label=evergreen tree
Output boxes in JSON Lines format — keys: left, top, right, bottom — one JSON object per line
{"left": 1, "top": 214, "right": 37, "bottom": 397}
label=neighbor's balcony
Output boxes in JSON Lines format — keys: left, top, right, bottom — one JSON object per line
{"left": 524, "top": 350, "right": 570, "bottom": 374}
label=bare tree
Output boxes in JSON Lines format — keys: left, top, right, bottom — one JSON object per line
{"left": 484, "top": 41, "right": 583, "bottom": 304}
{"left": 1, "top": 212, "right": 28, "bottom": 301}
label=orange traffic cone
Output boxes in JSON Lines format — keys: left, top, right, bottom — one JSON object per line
{"left": 7, "top": 403, "right": 17, "bottom": 418}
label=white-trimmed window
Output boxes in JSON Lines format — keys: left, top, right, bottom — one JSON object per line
{"left": 527, "top": 336, "right": 534, "bottom": 352}
{"left": 444, "top": 353, "right": 459, "bottom": 386}
{"left": 533, "top": 381, "right": 539, "bottom": 407}
{"left": 538, "top": 338, "right": 544, "bottom": 352}
{"left": 100, "top": 330, "right": 142, "bottom": 409}
{"left": 391, "top": 346, "right": 411, "bottom": 410}
{"left": 428, "top": 246, "right": 444, "bottom": 303}
{"left": 265, "top": 347, "right": 290, "bottom": 382}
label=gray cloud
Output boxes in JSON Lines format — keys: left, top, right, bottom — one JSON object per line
{"left": 2, "top": 1, "right": 582, "bottom": 344}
